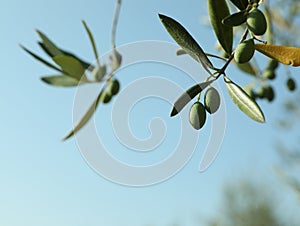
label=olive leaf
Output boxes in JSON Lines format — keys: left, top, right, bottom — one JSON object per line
{"left": 224, "top": 76, "right": 265, "bottom": 123}
{"left": 222, "top": 10, "right": 247, "bottom": 27}
{"left": 255, "top": 44, "right": 300, "bottom": 66}
{"left": 41, "top": 75, "right": 81, "bottom": 87}
{"left": 63, "top": 90, "right": 103, "bottom": 141}
{"left": 170, "top": 80, "right": 215, "bottom": 117}
{"left": 82, "top": 20, "right": 99, "bottom": 63}
{"left": 158, "top": 14, "right": 214, "bottom": 71}
{"left": 229, "top": 0, "right": 248, "bottom": 10}
{"left": 36, "top": 30, "right": 92, "bottom": 70}
{"left": 208, "top": 0, "right": 233, "bottom": 54}
{"left": 52, "top": 55, "right": 86, "bottom": 80}
{"left": 36, "top": 30, "right": 63, "bottom": 56}
{"left": 20, "top": 45, "right": 63, "bottom": 73}
{"left": 236, "top": 62, "right": 256, "bottom": 76}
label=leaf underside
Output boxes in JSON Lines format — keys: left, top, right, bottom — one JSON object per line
{"left": 41, "top": 75, "right": 80, "bottom": 87}
{"left": 63, "top": 91, "right": 103, "bottom": 141}
{"left": 224, "top": 77, "right": 265, "bottom": 123}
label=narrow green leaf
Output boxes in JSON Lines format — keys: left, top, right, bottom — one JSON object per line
{"left": 229, "top": 0, "right": 248, "bottom": 10}
{"left": 159, "top": 14, "right": 214, "bottom": 70}
{"left": 170, "top": 80, "right": 214, "bottom": 117}
{"left": 36, "top": 30, "right": 63, "bottom": 56}
{"left": 38, "top": 42, "right": 92, "bottom": 70}
{"left": 224, "top": 76, "right": 265, "bottom": 123}
{"left": 208, "top": 0, "right": 233, "bottom": 54}
{"left": 52, "top": 55, "right": 85, "bottom": 80}
{"left": 222, "top": 10, "right": 247, "bottom": 27}
{"left": 63, "top": 91, "right": 103, "bottom": 141}
{"left": 236, "top": 62, "right": 256, "bottom": 76}
{"left": 20, "top": 45, "right": 63, "bottom": 73}
{"left": 82, "top": 20, "right": 99, "bottom": 64}
{"left": 41, "top": 75, "right": 80, "bottom": 87}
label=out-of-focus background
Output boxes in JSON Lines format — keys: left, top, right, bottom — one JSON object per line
{"left": 1, "top": 0, "right": 300, "bottom": 225}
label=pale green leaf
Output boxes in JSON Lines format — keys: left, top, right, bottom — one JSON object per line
{"left": 63, "top": 91, "right": 103, "bottom": 141}
{"left": 41, "top": 75, "right": 80, "bottom": 87}
{"left": 224, "top": 77, "right": 265, "bottom": 123}
{"left": 208, "top": 0, "right": 233, "bottom": 54}
{"left": 82, "top": 20, "right": 99, "bottom": 63}
{"left": 236, "top": 62, "right": 256, "bottom": 76}
{"left": 159, "top": 14, "right": 214, "bottom": 70}
{"left": 170, "top": 80, "right": 214, "bottom": 117}
{"left": 52, "top": 55, "right": 85, "bottom": 80}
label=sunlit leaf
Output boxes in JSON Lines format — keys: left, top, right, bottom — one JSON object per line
{"left": 229, "top": 0, "right": 248, "bottom": 10}
{"left": 255, "top": 44, "right": 300, "bottom": 66}
{"left": 52, "top": 55, "right": 86, "bottom": 80}
{"left": 159, "top": 14, "right": 214, "bottom": 70}
{"left": 36, "top": 30, "right": 63, "bottom": 56}
{"left": 38, "top": 42, "right": 92, "bottom": 70}
{"left": 224, "top": 76, "right": 265, "bottom": 123}
{"left": 20, "top": 45, "right": 63, "bottom": 73}
{"left": 222, "top": 10, "right": 247, "bottom": 27}
{"left": 41, "top": 75, "right": 80, "bottom": 87}
{"left": 208, "top": 0, "right": 233, "bottom": 54}
{"left": 170, "top": 80, "right": 215, "bottom": 117}
{"left": 63, "top": 90, "right": 103, "bottom": 141}
{"left": 236, "top": 62, "right": 256, "bottom": 76}
{"left": 82, "top": 20, "right": 99, "bottom": 63}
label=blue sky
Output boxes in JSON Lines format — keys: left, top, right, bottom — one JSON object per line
{"left": 1, "top": 0, "right": 299, "bottom": 226}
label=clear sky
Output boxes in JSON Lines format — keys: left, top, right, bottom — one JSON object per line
{"left": 1, "top": 0, "right": 299, "bottom": 226}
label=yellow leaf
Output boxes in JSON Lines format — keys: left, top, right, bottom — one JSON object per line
{"left": 255, "top": 44, "right": 300, "bottom": 66}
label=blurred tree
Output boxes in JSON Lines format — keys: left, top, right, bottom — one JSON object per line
{"left": 207, "top": 181, "right": 291, "bottom": 226}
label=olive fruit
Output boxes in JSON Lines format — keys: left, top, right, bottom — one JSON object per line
{"left": 247, "top": 8, "right": 267, "bottom": 35}
{"left": 256, "top": 86, "right": 266, "bottom": 99}
{"left": 204, "top": 87, "right": 220, "bottom": 114}
{"left": 234, "top": 39, "right": 255, "bottom": 64}
{"left": 263, "top": 69, "right": 276, "bottom": 80}
{"left": 107, "top": 79, "right": 120, "bottom": 95}
{"left": 267, "top": 60, "right": 279, "bottom": 70}
{"left": 100, "top": 91, "right": 112, "bottom": 104}
{"left": 264, "top": 86, "right": 275, "bottom": 102}
{"left": 287, "top": 78, "right": 296, "bottom": 91}
{"left": 189, "top": 102, "right": 206, "bottom": 130}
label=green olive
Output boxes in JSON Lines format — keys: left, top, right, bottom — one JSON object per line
{"left": 267, "top": 59, "right": 279, "bottom": 70}
{"left": 263, "top": 69, "right": 276, "bottom": 80}
{"left": 204, "top": 87, "right": 220, "bottom": 114}
{"left": 189, "top": 102, "right": 206, "bottom": 130}
{"left": 287, "top": 78, "right": 296, "bottom": 91}
{"left": 247, "top": 8, "right": 267, "bottom": 35}
{"left": 256, "top": 86, "right": 266, "bottom": 99}
{"left": 234, "top": 39, "right": 255, "bottom": 64}
{"left": 265, "top": 86, "right": 275, "bottom": 102}
{"left": 100, "top": 91, "right": 112, "bottom": 104}
{"left": 108, "top": 79, "right": 120, "bottom": 95}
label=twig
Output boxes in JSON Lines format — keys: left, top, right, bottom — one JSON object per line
{"left": 111, "top": 0, "right": 121, "bottom": 49}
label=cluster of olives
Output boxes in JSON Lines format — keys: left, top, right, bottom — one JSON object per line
{"left": 100, "top": 79, "right": 120, "bottom": 104}
{"left": 222, "top": 5, "right": 267, "bottom": 64}
{"left": 262, "top": 59, "right": 279, "bottom": 80}
{"left": 189, "top": 87, "right": 220, "bottom": 130}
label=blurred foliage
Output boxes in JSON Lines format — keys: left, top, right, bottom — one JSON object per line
{"left": 207, "top": 180, "right": 292, "bottom": 226}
